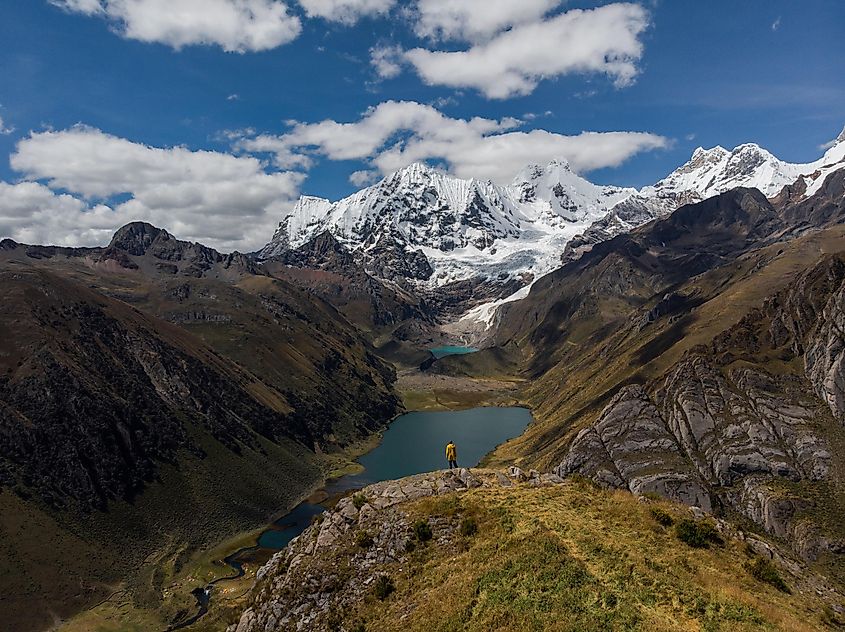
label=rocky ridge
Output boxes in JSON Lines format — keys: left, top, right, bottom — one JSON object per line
{"left": 232, "top": 468, "right": 842, "bottom": 632}
{"left": 554, "top": 248, "right": 845, "bottom": 563}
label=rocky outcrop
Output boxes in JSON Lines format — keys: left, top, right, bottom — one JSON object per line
{"left": 558, "top": 385, "right": 713, "bottom": 510}
{"left": 557, "top": 255, "right": 845, "bottom": 562}
{"left": 106, "top": 221, "right": 261, "bottom": 277}
{"left": 362, "top": 231, "right": 433, "bottom": 282}
{"left": 232, "top": 468, "right": 555, "bottom": 632}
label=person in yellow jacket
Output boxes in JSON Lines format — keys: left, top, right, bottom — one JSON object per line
{"left": 445, "top": 441, "right": 458, "bottom": 469}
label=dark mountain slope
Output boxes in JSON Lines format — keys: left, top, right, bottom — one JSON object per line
{"left": 0, "top": 223, "right": 403, "bottom": 631}
{"left": 1, "top": 223, "right": 401, "bottom": 449}
{"left": 263, "top": 230, "right": 433, "bottom": 337}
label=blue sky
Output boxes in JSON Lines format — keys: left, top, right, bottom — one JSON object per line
{"left": 0, "top": 0, "right": 843, "bottom": 250}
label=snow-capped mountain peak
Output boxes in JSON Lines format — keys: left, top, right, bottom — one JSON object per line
{"left": 259, "top": 158, "right": 642, "bottom": 289}
{"left": 259, "top": 126, "right": 845, "bottom": 335}
{"left": 652, "top": 141, "right": 814, "bottom": 199}
{"left": 511, "top": 159, "right": 635, "bottom": 223}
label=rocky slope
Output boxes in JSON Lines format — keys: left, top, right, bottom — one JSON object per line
{"left": 232, "top": 469, "right": 842, "bottom": 632}
{"left": 0, "top": 223, "right": 402, "bottom": 631}
{"left": 475, "top": 167, "right": 845, "bottom": 581}
{"left": 262, "top": 230, "right": 434, "bottom": 339}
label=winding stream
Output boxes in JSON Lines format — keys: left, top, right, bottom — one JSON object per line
{"left": 168, "top": 406, "right": 532, "bottom": 630}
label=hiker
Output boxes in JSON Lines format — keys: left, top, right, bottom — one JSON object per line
{"left": 446, "top": 440, "right": 458, "bottom": 469}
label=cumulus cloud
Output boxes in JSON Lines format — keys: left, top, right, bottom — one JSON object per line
{"left": 298, "top": 0, "right": 394, "bottom": 24}
{"left": 7, "top": 126, "right": 304, "bottom": 250}
{"left": 348, "top": 169, "right": 379, "bottom": 186}
{"left": 412, "top": 0, "right": 562, "bottom": 43}
{"left": 401, "top": 3, "right": 651, "bottom": 99}
{"left": 237, "top": 100, "right": 669, "bottom": 184}
{"left": 50, "top": 0, "right": 302, "bottom": 52}
{"left": 0, "top": 181, "right": 117, "bottom": 247}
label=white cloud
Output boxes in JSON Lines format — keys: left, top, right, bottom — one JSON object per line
{"left": 772, "top": 16, "right": 781, "bottom": 31}
{"left": 50, "top": 0, "right": 104, "bottom": 14}
{"left": 412, "top": 0, "right": 562, "bottom": 42}
{"left": 227, "top": 93, "right": 240, "bottom": 101}
{"left": 50, "top": 0, "right": 302, "bottom": 52}
{"left": 819, "top": 139, "right": 837, "bottom": 151}
{"left": 0, "top": 181, "right": 118, "bottom": 247}
{"left": 298, "top": 0, "right": 394, "bottom": 24}
{"left": 0, "top": 116, "right": 14, "bottom": 135}
{"left": 237, "top": 100, "right": 669, "bottom": 184}
{"left": 8, "top": 126, "right": 304, "bottom": 251}
{"left": 370, "top": 44, "right": 403, "bottom": 79}
{"left": 349, "top": 169, "right": 379, "bottom": 186}
{"left": 401, "top": 3, "right": 650, "bottom": 99}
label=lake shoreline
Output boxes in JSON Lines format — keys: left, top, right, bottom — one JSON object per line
{"left": 174, "top": 405, "right": 535, "bottom": 628}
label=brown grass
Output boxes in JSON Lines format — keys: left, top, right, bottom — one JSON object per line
{"left": 340, "top": 481, "right": 828, "bottom": 631}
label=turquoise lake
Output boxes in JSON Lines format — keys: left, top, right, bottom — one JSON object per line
{"left": 256, "top": 406, "right": 532, "bottom": 549}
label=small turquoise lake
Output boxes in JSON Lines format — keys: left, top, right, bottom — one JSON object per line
{"left": 256, "top": 406, "right": 532, "bottom": 550}
{"left": 430, "top": 345, "right": 478, "bottom": 359}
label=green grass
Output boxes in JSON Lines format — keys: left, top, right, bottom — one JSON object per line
{"left": 675, "top": 519, "right": 723, "bottom": 548}
{"left": 748, "top": 558, "right": 791, "bottom": 594}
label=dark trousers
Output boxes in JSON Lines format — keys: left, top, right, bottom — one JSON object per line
{"left": 448, "top": 459, "right": 458, "bottom": 469}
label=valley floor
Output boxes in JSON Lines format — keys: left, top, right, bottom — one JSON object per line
{"left": 396, "top": 369, "right": 525, "bottom": 411}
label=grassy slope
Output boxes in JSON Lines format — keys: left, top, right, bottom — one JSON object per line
{"left": 486, "top": 224, "right": 845, "bottom": 471}
{"left": 316, "top": 479, "right": 836, "bottom": 631}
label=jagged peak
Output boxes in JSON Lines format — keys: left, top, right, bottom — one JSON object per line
{"left": 513, "top": 158, "right": 574, "bottom": 185}
{"left": 297, "top": 194, "right": 331, "bottom": 205}
{"left": 837, "top": 125, "right": 845, "bottom": 144}
{"left": 545, "top": 158, "right": 572, "bottom": 171}
{"left": 109, "top": 222, "right": 171, "bottom": 255}
{"left": 392, "top": 161, "right": 442, "bottom": 180}
{"left": 690, "top": 146, "right": 728, "bottom": 161}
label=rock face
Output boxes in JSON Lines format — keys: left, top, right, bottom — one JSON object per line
{"left": 262, "top": 231, "right": 434, "bottom": 333}
{"left": 558, "top": 385, "right": 713, "bottom": 511}
{"left": 232, "top": 468, "right": 548, "bottom": 632}
{"left": 558, "top": 254, "right": 845, "bottom": 561}
{"left": 107, "top": 221, "right": 260, "bottom": 277}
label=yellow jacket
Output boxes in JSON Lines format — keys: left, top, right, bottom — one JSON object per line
{"left": 445, "top": 443, "right": 457, "bottom": 461}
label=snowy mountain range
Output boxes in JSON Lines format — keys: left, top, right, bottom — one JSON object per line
{"left": 259, "top": 127, "right": 845, "bottom": 328}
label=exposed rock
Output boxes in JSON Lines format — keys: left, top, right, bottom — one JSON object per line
{"left": 558, "top": 385, "right": 712, "bottom": 511}
{"left": 557, "top": 255, "right": 845, "bottom": 564}
{"left": 507, "top": 466, "right": 527, "bottom": 481}
{"left": 235, "top": 469, "right": 565, "bottom": 632}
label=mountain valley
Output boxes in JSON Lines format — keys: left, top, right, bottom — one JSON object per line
{"left": 3, "top": 127, "right": 845, "bottom": 632}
